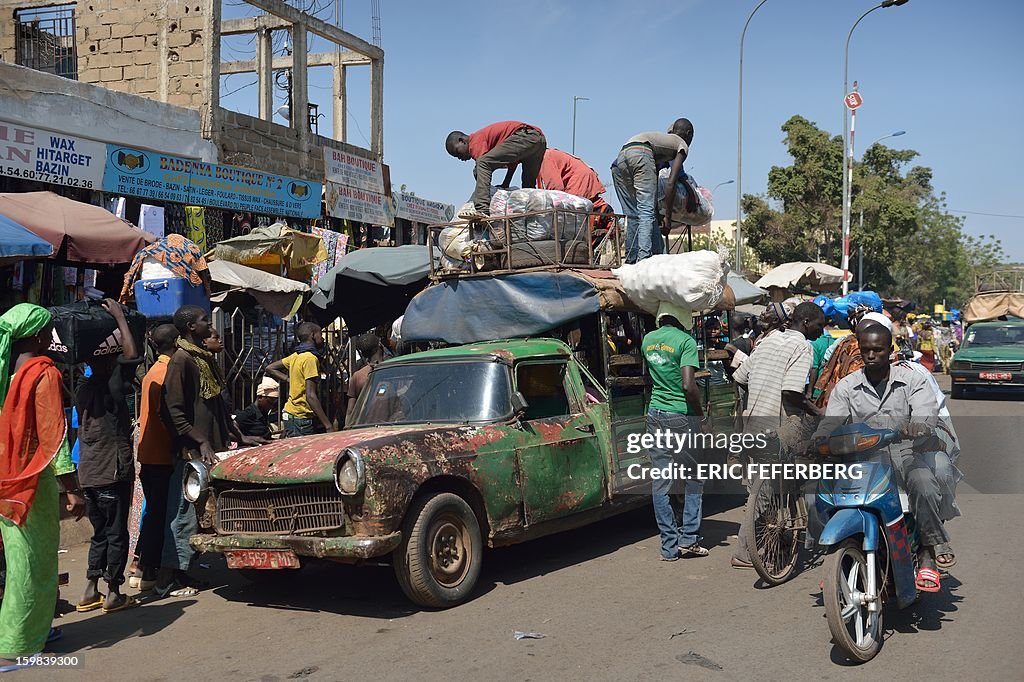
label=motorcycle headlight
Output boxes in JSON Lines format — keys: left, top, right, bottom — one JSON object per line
{"left": 334, "top": 449, "right": 365, "bottom": 495}
{"left": 183, "top": 460, "right": 210, "bottom": 503}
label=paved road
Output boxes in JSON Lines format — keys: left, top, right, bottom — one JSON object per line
{"left": 25, "top": 377, "right": 1024, "bottom": 681}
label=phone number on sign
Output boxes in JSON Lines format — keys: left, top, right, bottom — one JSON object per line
{"left": 1, "top": 166, "right": 95, "bottom": 189}
{"left": 14, "top": 655, "right": 82, "bottom": 668}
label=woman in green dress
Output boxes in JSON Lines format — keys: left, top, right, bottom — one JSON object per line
{"left": 0, "top": 304, "right": 85, "bottom": 669}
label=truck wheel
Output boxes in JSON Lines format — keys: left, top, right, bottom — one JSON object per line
{"left": 951, "top": 384, "right": 965, "bottom": 399}
{"left": 394, "top": 492, "right": 482, "bottom": 608}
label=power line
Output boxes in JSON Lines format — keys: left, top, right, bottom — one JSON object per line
{"left": 949, "top": 209, "right": 1024, "bottom": 219}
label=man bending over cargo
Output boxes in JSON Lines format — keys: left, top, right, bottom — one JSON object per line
{"left": 446, "top": 121, "right": 547, "bottom": 219}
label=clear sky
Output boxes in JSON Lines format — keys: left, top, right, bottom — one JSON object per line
{"left": 221, "top": 0, "right": 1024, "bottom": 260}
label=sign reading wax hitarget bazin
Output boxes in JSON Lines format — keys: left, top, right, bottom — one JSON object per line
{"left": 102, "top": 146, "right": 322, "bottom": 219}
{"left": 0, "top": 121, "right": 106, "bottom": 189}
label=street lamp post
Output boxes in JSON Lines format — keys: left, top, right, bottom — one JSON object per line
{"left": 841, "top": 0, "right": 909, "bottom": 295}
{"left": 736, "top": 0, "right": 770, "bottom": 276}
{"left": 713, "top": 179, "right": 736, "bottom": 194}
{"left": 571, "top": 95, "right": 589, "bottom": 155}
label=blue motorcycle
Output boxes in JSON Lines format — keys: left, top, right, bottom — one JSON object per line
{"left": 816, "top": 423, "right": 922, "bottom": 663}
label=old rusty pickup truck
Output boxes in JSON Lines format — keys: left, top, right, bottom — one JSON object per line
{"left": 192, "top": 337, "right": 652, "bottom": 607}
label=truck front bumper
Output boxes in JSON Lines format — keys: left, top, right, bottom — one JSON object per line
{"left": 190, "top": 531, "right": 402, "bottom": 560}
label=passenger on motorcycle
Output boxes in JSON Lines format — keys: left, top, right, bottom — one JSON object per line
{"left": 810, "top": 323, "right": 956, "bottom": 592}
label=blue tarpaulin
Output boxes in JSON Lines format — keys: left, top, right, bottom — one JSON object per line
{"left": 0, "top": 213, "right": 52, "bottom": 262}
{"left": 403, "top": 271, "right": 601, "bottom": 344}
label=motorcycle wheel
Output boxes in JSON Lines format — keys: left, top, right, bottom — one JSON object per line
{"left": 823, "top": 538, "right": 883, "bottom": 663}
{"left": 744, "top": 477, "right": 802, "bottom": 585}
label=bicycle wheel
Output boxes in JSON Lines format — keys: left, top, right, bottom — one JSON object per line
{"left": 744, "top": 476, "right": 803, "bottom": 585}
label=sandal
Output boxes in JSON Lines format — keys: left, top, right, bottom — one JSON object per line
{"left": 46, "top": 627, "right": 63, "bottom": 644}
{"left": 102, "top": 594, "right": 139, "bottom": 614}
{"left": 679, "top": 543, "right": 709, "bottom": 558}
{"left": 916, "top": 567, "right": 941, "bottom": 593}
{"left": 935, "top": 545, "right": 957, "bottom": 570}
{"left": 75, "top": 595, "right": 104, "bottom": 613}
{"left": 153, "top": 582, "right": 200, "bottom": 599}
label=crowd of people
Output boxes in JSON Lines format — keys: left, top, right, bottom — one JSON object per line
{"left": 0, "top": 296, "right": 398, "bottom": 668}
{"left": 642, "top": 298, "right": 962, "bottom": 595}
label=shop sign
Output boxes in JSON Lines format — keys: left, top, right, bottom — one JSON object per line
{"left": 323, "top": 147, "right": 385, "bottom": 193}
{"left": 392, "top": 192, "right": 455, "bottom": 224}
{"left": 102, "top": 146, "right": 322, "bottom": 218}
{"left": 0, "top": 121, "right": 106, "bottom": 189}
{"left": 326, "top": 181, "right": 393, "bottom": 226}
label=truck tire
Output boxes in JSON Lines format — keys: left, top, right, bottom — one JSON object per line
{"left": 951, "top": 383, "right": 965, "bottom": 399}
{"left": 393, "top": 492, "right": 482, "bottom": 608}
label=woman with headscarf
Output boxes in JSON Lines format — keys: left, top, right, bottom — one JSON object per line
{"left": 813, "top": 305, "right": 878, "bottom": 408}
{"left": 0, "top": 304, "right": 85, "bottom": 669}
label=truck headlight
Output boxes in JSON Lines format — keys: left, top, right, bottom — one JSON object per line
{"left": 335, "top": 449, "right": 365, "bottom": 495}
{"left": 951, "top": 360, "right": 970, "bottom": 370}
{"left": 183, "top": 460, "right": 210, "bottom": 503}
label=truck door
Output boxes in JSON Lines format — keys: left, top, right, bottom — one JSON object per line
{"left": 514, "top": 360, "right": 608, "bottom": 526}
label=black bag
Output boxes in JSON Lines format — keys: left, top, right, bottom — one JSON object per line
{"left": 46, "top": 301, "right": 147, "bottom": 365}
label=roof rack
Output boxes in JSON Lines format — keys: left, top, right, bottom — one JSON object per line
{"left": 425, "top": 208, "right": 627, "bottom": 281}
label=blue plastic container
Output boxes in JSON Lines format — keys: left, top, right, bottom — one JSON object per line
{"left": 134, "top": 278, "right": 210, "bottom": 318}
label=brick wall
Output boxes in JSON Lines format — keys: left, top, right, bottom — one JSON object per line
{"left": 0, "top": 0, "right": 215, "bottom": 110}
{"left": 217, "top": 108, "right": 376, "bottom": 183}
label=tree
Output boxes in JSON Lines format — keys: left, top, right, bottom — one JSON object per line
{"left": 742, "top": 115, "right": 1005, "bottom": 308}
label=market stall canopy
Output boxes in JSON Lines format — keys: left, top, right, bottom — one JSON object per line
{"left": 208, "top": 222, "right": 327, "bottom": 280}
{"left": 309, "top": 245, "right": 441, "bottom": 334}
{"left": 755, "top": 262, "right": 844, "bottom": 292}
{"left": 727, "top": 272, "right": 767, "bottom": 305}
{"left": 961, "top": 292, "right": 1024, "bottom": 323}
{"left": 0, "top": 213, "right": 53, "bottom": 264}
{"left": 208, "top": 259, "right": 310, "bottom": 319}
{"left": 0, "top": 191, "right": 155, "bottom": 266}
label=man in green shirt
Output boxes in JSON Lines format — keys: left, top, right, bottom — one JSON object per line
{"left": 642, "top": 302, "right": 706, "bottom": 561}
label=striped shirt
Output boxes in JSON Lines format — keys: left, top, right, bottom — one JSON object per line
{"left": 733, "top": 330, "right": 812, "bottom": 424}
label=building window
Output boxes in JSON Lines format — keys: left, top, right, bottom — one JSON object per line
{"left": 15, "top": 4, "right": 78, "bottom": 80}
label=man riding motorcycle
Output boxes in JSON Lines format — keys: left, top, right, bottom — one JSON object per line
{"left": 810, "top": 322, "right": 956, "bottom": 592}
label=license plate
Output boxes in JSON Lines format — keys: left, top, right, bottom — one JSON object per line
{"left": 225, "top": 549, "right": 300, "bottom": 570}
{"left": 980, "top": 372, "right": 1012, "bottom": 381}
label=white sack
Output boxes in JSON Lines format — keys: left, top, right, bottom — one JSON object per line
{"left": 612, "top": 249, "right": 730, "bottom": 314}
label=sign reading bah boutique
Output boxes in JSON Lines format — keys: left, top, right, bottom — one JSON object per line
{"left": 102, "top": 146, "right": 322, "bottom": 218}
{"left": 0, "top": 121, "right": 106, "bottom": 189}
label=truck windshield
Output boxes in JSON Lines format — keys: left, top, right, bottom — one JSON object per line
{"left": 351, "top": 360, "right": 512, "bottom": 426}
{"left": 964, "top": 326, "right": 1024, "bottom": 347}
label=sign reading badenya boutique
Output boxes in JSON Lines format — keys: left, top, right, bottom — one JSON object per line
{"left": 102, "top": 146, "right": 322, "bottom": 218}
{"left": 0, "top": 121, "right": 106, "bottom": 189}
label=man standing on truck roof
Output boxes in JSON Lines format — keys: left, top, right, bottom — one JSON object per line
{"left": 642, "top": 301, "right": 708, "bottom": 561}
{"left": 537, "top": 148, "right": 611, "bottom": 213}
{"left": 611, "top": 119, "right": 693, "bottom": 263}
{"left": 445, "top": 121, "right": 547, "bottom": 219}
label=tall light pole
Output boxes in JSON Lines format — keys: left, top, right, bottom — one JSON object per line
{"left": 735, "top": 0, "right": 770, "bottom": 276}
{"left": 842, "top": 0, "right": 909, "bottom": 294}
{"left": 869, "top": 129, "right": 906, "bottom": 148}
{"left": 571, "top": 95, "right": 589, "bottom": 155}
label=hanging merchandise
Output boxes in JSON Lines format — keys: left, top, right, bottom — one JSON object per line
{"left": 139, "top": 204, "right": 166, "bottom": 239}
{"left": 106, "top": 196, "right": 127, "bottom": 219}
{"left": 11, "top": 261, "right": 24, "bottom": 290}
{"left": 185, "top": 206, "right": 208, "bottom": 251}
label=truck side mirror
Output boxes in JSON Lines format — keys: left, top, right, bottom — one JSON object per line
{"left": 511, "top": 391, "right": 529, "bottom": 417}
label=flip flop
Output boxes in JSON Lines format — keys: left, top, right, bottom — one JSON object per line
{"left": 153, "top": 582, "right": 199, "bottom": 599}
{"left": 102, "top": 594, "right": 139, "bottom": 614}
{"left": 75, "top": 595, "right": 104, "bottom": 613}
{"left": 935, "top": 552, "right": 957, "bottom": 570}
{"left": 916, "top": 567, "right": 941, "bottom": 593}
{"left": 46, "top": 627, "right": 63, "bottom": 644}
